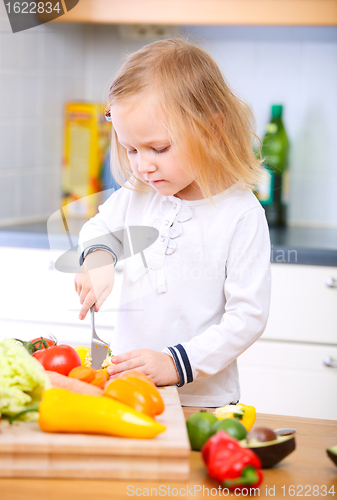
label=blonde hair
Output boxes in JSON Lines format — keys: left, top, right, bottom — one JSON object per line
{"left": 108, "top": 38, "right": 263, "bottom": 200}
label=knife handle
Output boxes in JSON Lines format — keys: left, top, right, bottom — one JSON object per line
{"left": 90, "top": 304, "right": 97, "bottom": 341}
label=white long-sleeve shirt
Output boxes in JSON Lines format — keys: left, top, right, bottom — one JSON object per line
{"left": 79, "top": 183, "right": 271, "bottom": 406}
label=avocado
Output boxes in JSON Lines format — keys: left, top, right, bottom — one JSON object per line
{"left": 327, "top": 445, "right": 337, "bottom": 467}
{"left": 246, "top": 426, "right": 277, "bottom": 445}
{"left": 240, "top": 427, "right": 296, "bottom": 468}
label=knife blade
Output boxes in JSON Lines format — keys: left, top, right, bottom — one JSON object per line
{"left": 90, "top": 305, "right": 110, "bottom": 370}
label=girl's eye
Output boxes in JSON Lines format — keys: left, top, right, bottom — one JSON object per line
{"left": 126, "top": 146, "right": 170, "bottom": 155}
{"left": 155, "top": 146, "right": 170, "bottom": 154}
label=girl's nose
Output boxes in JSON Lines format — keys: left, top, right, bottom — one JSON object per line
{"left": 137, "top": 155, "right": 156, "bottom": 175}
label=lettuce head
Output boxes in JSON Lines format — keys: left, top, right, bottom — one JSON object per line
{"left": 0, "top": 338, "right": 50, "bottom": 421}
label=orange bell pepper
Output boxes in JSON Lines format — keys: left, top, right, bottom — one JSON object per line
{"left": 104, "top": 378, "right": 157, "bottom": 417}
{"left": 117, "top": 370, "right": 156, "bottom": 387}
{"left": 120, "top": 375, "right": 165, "bottom": 416}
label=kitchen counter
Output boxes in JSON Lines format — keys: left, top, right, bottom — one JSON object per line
{"left": 1, "top": 409, "right": 336, "bottom": 500}
{"left": 269, "top": 226, "right": 337, "bottom": 266}
{"left": 1, "top": 220, "right": 337, "bottom": 266}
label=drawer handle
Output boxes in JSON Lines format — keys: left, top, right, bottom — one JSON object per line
{"left": 323, "top": 356, "right": 337, "bottom": 368}
{"left": 326, "top": 277, "right": 337, "bottom": 288}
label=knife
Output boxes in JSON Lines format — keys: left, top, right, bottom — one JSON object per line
{"left": 90, "top": 305, "right": 110, "bottom": 370}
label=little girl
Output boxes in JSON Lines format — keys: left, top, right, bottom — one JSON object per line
{"left": 75, "top": 38, "right": 271, "bottom": 407}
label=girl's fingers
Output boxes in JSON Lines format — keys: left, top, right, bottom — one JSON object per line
{"left": 79, "top": 286, "right": 88, "bottom": 305}
{"left": 79, "top": 290, "right": 96, "bottom": 320}
{"left": 74, "top": 275, "right": 81, "bottom": 294}
{"left": 108, "top": 351, "right": 143, "bottom": 375}
{"left": 95, "top": 286, "right": 111, "bottom": 312}
{"left": 112, "top": 350, "right": 140, "bottom": 365}
{"left": 108, "top": 360, "right": 140, "bottom": 375}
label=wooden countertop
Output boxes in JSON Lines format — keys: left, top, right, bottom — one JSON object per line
{"left": 1, "top": 409, "right": 336, "bottom": 500}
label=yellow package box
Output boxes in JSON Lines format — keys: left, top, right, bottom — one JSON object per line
{"left": 62, "top": 102, "right": 111, "bottom": 218}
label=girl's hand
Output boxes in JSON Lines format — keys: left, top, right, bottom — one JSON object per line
{"left": 74, "top": 250, "right": 115, "bottom": 320}
{"left": 107, "top": 349, "right": 179, "bottom": 386}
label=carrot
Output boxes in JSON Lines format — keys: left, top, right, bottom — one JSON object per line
{"left": 46, "top": 371, "right": 103, "bottom": 396}
{"left": 90, "top": 369, "right": 109, "bottom": 389}
{"left": 68, "top": 366, "right": 96, "bottom": 383}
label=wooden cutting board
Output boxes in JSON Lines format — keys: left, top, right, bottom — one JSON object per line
{"left": 0, "top": 386, "right": 190, "bottom": 480}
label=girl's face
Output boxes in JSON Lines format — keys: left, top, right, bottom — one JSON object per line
{"left": 110, "top": 95, "right": 203, "bottom": 200}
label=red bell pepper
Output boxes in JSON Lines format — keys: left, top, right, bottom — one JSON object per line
{"left": 202, "top": 430, "right": 263, "bottom": 492}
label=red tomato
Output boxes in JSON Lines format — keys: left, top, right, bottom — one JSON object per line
{"left": 33, "top": 345, "right": 81, "bottom": 376}
{"left": 32, "top": 349, "right": 46, "bottom": 361}
{"left": 29, "top": 337, "right": 56, "bottom": 351}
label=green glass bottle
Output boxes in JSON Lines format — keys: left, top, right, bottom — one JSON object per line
{"left": 256, "top": 104, "right": 290, "bottom": 226}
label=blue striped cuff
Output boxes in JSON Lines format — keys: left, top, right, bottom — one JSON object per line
{"left": 167, "top": 344, "right": 193, "bottom": 387}
{"left": 79, "top": 245, "right": 118, "bottom": 267}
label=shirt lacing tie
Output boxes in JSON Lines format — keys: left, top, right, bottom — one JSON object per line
{"left": 126, "top": 197, "right": 192, "bottom": 293}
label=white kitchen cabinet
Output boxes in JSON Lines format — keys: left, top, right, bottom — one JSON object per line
{"left": 238, "top": 263, "right": 337, "bottom": 420}
{"left": 238, "top": 340, "right": 337, "bottom": 420}
{"left": 0, "top": 246, "right": 123, "bottom": 347}
{"left": 263, "top": 264, "right": 337, "bottom": 345}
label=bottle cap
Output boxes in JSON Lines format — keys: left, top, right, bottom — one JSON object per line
{"left": 271, "top": 105, "right": 283, "bottom": 118}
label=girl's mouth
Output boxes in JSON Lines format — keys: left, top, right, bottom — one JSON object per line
{"left": 149, "top": 180, "right": 164, "bottom": 184}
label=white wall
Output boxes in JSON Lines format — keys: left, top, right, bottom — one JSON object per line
{"left": 185, "top": 26, "right": 337, "bottom": 228}
{"left": 0, "top": 5, "right": 336, "bottom": 228}
{"left": 0, "top": 7, "right": 86, "bottom": 222}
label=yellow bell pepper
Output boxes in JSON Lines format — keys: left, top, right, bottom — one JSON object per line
{"left": 38, "top": 388, "right": 166, "bottom": 439}
{"left": 73, "top": 346, "right": 114, "bottom": 369}
{"left": 213, "top": 403, "right": 256, "bottom": 431}
{"left": 237, "top": 404, "right": 256, "bottom": 431}
{"left": 73, "top": 346, "right": 91, "bottom": 367}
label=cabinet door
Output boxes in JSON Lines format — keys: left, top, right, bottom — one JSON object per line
{"left": 238, "top": 340, "right": 337, "bottom": 419}
{"left": 0, "top": 247, "right": 122, "bottom": 328}
{"left": 264, "top": 264, "right": 337, "bottom": 345}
